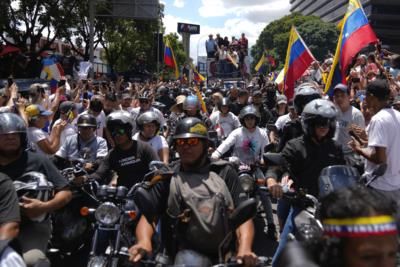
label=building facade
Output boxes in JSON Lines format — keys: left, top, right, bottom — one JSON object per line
{"left": 290, "top": 0, "right": 400, "bottom": 53}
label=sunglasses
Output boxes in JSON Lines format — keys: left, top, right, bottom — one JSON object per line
{"left": 139, "top": 99, "right": 149, "bottom": 104}
{"left": 175, "top": 138, "right": 200, "bottom": 146}
{"left": 314, "top": 117, "right": 332, "bottom": 128}
{"left": 111, "top": 128, "right": 127, "bottom": 136}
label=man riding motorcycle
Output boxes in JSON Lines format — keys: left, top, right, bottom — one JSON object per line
{"left": 81, "top": 110, "right": 159, "bottom": 188}
{"left": 129, "top": 117, "right": 257, "bottom": 266}
{"left": 0, "top": 112, "right": 72, "bottom": 267}
{"left": 54, "top": 113, "right": 108, "bottom": 172}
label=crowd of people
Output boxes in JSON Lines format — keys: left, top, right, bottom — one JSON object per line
{"left": 205, "top": 33, "right": 249, "bottom": 78}
{"left": 0, "top": 44, "right": 399, "bottom": 267}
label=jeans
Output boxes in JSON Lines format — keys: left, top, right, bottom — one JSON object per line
{"left": 271, "top": 207, "right": 301, "bottom": 267}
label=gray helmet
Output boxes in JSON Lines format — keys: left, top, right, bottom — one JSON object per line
{"left": 301, "top": 99, "right": 337, "bottom": 138}
{"left": 239, "top": 105, "right": 260, "bottom": 126}
{"left": 138, "top": 90, "right": 152, "bottom": 100}
{"left": 183, "top": 95, "right": 200, "bottom": 111}
{"left": 0, "top": 112, "right": 26, "bottom": 135}
{"left": 77, "top": 114, "right": 97, "bottom": 128}
{"left": 293, "top": 83, "right": 321, "bottom": 115}
{"left": 136, "top": 111, "right": 161, "bottom": 132}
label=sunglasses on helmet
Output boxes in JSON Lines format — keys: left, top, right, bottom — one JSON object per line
{"left": 175, "top": 137, "right": 200, "bottom": 146}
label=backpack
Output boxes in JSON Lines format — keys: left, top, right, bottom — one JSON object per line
{"left": 168, "top": 169, "right": 234, "bottom": 256}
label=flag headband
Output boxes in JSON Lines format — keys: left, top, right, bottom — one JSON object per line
{"left": 323, "top": 215, "right": 398, "bottom": 238}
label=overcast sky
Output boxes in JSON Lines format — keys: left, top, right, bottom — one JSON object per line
{"left": 162, "top": 0, "right": 291, "bottom": 62}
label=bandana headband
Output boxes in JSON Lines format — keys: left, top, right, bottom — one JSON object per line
{"left": 323, "top": 215, "right": 398, "bottom": 238}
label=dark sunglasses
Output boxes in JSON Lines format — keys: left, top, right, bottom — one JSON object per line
{"left": 111, "top": 128, "right": 127, "bottom": 137}
{"left": 175, "top": 137, "right": 200, "bottom": 146}
{"left": 314, "top": 117, "right": 332, "bottom": 128}
{"left": 139, "top": 99, "right": 149, "bottom": 104}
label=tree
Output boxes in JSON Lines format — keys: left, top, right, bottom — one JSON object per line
{"left": 0, "top": 0, "right": 80, "bottom": 55}
{"left": 251, "top": 13, "right": 338, "bottom": 71}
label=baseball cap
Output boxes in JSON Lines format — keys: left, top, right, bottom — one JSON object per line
{"left": 277, "top": 94, "right": 288, "bottom": 104}
{"left": 59, "top": 101, "right": 76, "bottom": 114}
{"left": 366, "top": 79, "right": 390, "bottom": 100}
{"left": 333, "top": 83, "right": 349, "bottom": 94}
{"left": 25, "top": 104, "right": 52, "bottom": 118}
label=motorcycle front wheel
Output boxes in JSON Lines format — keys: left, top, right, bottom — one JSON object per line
{"left": 87, "top": 256, "right": 108, "bottom": 267}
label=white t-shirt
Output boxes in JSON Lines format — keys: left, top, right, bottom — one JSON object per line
{"left": 81, "top": 110, "right": 106, "bottom": 137}
{"left": 209, "top": 111, "right": 240, "bottom": 138}
{"left": 365, "top": 108, "right": 400, "bottom": 190}
{"left": 53, "top": 118, "right": 77, "bottom": 146}
{"left": 27, "top": 127, "right": 49, "bottom": 156}
{"left": 212, "top": 127, "right": 270, "bottom": 165}
{"left": 133, "top": 133, "right": 168, "bottom": 154}
{"left": 275, "top": 113, "right": 292, "bottom": 131}
{"left": 334, "top": 105, "right": 365, "bottom": 153}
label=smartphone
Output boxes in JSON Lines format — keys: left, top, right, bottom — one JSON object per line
{"left": 58, "top": 80, "right": 66, "bottom": 87}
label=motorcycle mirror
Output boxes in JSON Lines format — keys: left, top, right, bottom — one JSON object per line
{"left": 294, "top": 210, "right": 323, "bottom": 242}
{"left": 263, "top": 152, "right": 286, "bottom": 166}
{"left": 228, "top": 198, "right": 257, "bottom": 230}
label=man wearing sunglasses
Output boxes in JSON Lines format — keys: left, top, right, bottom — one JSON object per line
{"left": 82, "top": 110, "right": 158, "bottom": 189}
{"left": 130, "top": 91, "right": 165, "bottom": 135}
{"left": 129, "top": 117, "right": 257, "bottom": 266}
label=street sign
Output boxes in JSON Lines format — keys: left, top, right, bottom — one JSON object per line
{"left": 177, "top": 23, "right": 200, "bottom": 34}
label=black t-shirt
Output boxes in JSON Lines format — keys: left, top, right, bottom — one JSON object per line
{"left": 0, "top": 173, "right": 20, "bottom": 225}
{"left": 0, "top": 151, "right": 68, "bottom": 190}
{"left": 90, "top": 140, "right": 159, "bottom": 188}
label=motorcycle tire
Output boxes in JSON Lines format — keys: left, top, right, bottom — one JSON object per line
{"left": 87, "top": 256, "right": 108, "bottom": 267}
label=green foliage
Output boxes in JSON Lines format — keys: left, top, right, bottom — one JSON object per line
{"left": 251, "top": 12, "right": 339, "bottom": 71}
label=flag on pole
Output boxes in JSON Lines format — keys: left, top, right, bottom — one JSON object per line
{"left": 283, "top": 26, "right": 316, "bottom": 100}
{"left": 254, "top": 53, "right": 266, "bottom": 72}
{"left": 164, "top": 38, "right": 180, "bottom": 79}
{"left": 324, "top": 0, "right": 377, "bottom": 95}
{"left": 194, "top": 86, "right": 208, "bottom": 114}
{"left": 190, "top": 63, "right": 206, "bottom": 83}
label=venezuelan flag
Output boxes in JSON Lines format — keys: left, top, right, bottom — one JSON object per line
{"left": 324, "top": 0, "right": 377, "bottom": 95}
{"left": 254, "top": 53, "right": 266, "bottom": 72}
{"left": 164, "top": 38, "right": 180, "bottom": 79}
{"left": 283, "top": 26, "right": 315, "bottom": 100}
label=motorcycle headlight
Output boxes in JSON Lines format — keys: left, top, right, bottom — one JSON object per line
{"left": 95, "top": 202, "right": 121, "bottom": 226}
{"left": 238, "top": 173, "right": 254, "bottom": 193}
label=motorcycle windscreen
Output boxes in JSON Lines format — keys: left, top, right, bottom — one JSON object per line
{"left": 318, "top": 165, "right": 360, "bottom": 198}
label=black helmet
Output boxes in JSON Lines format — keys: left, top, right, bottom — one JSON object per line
{"left": 13, "top": 171, "right": 54, "bottom": 222}
{"left": 0, "top": 112, "right": 26, "bottom": 134}
{"left": 136, "top": 111, "right": 161, "bottom": 132}
{"left": 239, "top": 105, "right": 260, "bottom": 126}
{"left": 77, "top": 114, "right": 97, "bottom": 128}
{"left": 217, "top": 97, "right": 231, "bottom": 112}
{"left": 293, "top": 83, "right": 321, "bottom": 115}
{"left": 0, "top": 112, "right": 28, "bottom": 148}
{"left": 173, "top": 117, "right": 209, "bottom": 139}
{"left": 301, "top": 99, "right": 337, "bottom": 139}
{"left": 106, "top": 110, "right": 134, "bottom": 136}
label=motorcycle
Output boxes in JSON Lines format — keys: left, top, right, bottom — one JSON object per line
{"left": 49, "top": 160, "right": 99, "bottom": 266}
{"left": 82, "top": 184, "right": 140, "bottom": 267}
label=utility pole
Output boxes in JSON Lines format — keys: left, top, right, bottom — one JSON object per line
{"left": 89, "top": 0, "right": 95, "bottom": 78}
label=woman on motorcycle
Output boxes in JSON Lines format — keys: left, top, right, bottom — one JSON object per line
{"left": 267, "top": 99, "right": 345, "bottom": 267}
{"left": 134, "top": 111, "right": 169, "bottom": 164}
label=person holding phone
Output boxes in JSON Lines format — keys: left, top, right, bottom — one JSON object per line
{"left": 52, "top": 101, "right": 78, "bottom": 147}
